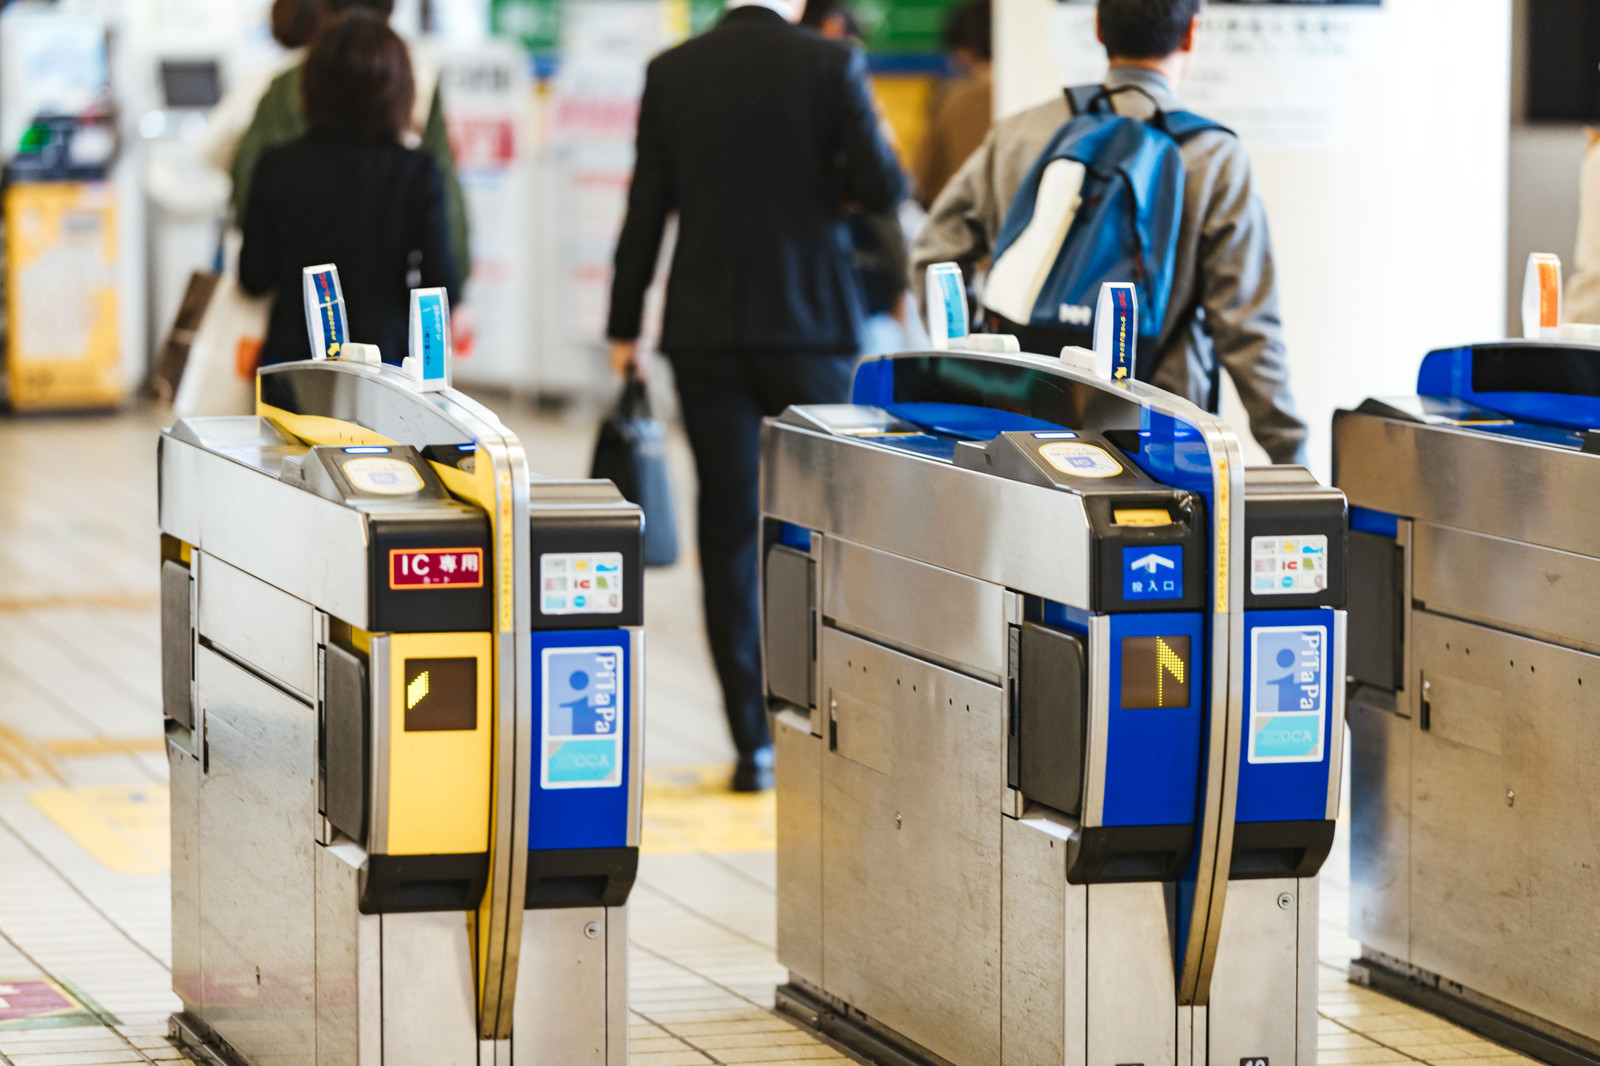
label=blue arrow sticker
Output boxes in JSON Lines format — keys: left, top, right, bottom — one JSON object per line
{"left": 1123, "top": 545, "right": 1183, "bottom": 601}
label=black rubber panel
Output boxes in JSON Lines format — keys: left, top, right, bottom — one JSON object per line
{"left": 359, "top": 852, "right": 489, "bottom": 914}
{"left": 763, "top": 545, "right": 814, "bottom": 710}
{"left": 526, "top": 846, "right": 639, "bottom": 909}
{"left": 1230, "top": 819, "right": 1337, "bottom": 879}
{"left": 1066, "top": 823, "right": 1194, "bottom": 885}
{"left": 323, "top": 643, "right": 368, "bottom": 846}
{"left": 1347, "top": 531, "right": 1403, "bottom": 691}
{"left": 160, "top": 560, "right": 193, "bottom": 730}
{"left": 1015, "top": 623, "right": 1087, "bottom": 818}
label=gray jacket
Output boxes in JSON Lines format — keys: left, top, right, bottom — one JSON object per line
{"left": 911, "top": 66, "right": 1309, "bottom": 465}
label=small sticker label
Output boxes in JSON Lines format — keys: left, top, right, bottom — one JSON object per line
{"left": 1249, "top": 625, "right": 1327, "bottom": 764}
{"left": 1123, "top": 546, "right": 1184, "bottom": 601}
{"left": 1250, "top": 535, "right": 1328, "bottom": 596}
{"left": 344, "top": 457, "right": 425, "bottom": 496}
{"left": 1039, "top": 441, "right": 1122, "bottom": 478}
{"left": 540, "top": 552, "right": 624, "bottom": 615}
{"left": 390, "top": 548, "right": 484, "bottom": 589}
{"left": 542, "top": 646, "right": 625, "bottom": 789}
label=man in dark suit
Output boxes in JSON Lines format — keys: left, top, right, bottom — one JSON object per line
{"left": 607, "top": 0, "right": 905, "bottom": 791}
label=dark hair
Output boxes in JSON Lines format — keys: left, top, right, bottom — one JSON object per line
{"left": 801, "top": 0, "right": 863, "bottom": 39}
{"left": 271, "top": 0, "right": 324, "bottom": 50}
{"left": 326, "top": 0, "right": 396, "bottom": 14}
{"left": 1097, "top": 0, "right": 1202, "bottom": 60}
{"left": 943, "top": 1, "right": 991, "bottom": 61}
{"left": 303, "top": 10, "right": 414, "bottom": 141}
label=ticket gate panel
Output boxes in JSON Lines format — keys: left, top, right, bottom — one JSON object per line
{"left": 193, "top": 643, "right": 318, "bottom": 1066}
{"left": 1346, "top": 693, "right": 1410, "bottom": 965}
{"left": 774, "top": 712, "right": 824, "bottom": 989}
{"left": 821, "top": 535, "right": 1009, "bottom": 682}
{"left": 1101, "top": 612, "right": 1205, "bottom": 831}
{"left": 1085, "top": 881, "right": 1178, "bottom": 1066}
{"left": 381, "top": 913, "right": 477, "bottom": 1065}
{"left": 313, "top": 844, "right": 379, "bottom": 1066}
{"left": 527, "top": 630, "right": 632, "bottom": 852}
{"left": 378, "top": 632, "right": 493, "bottom": 857}
{"left": 999, "top": 814, "right": 1084, "bottom": 1066}
{"left": 511, "top": 907, "right": 614, "bottom": 1066}
{"left": 818, "top": 626, "right": 1005, "bottom": 1066}
{"left": 1205, "top": 876, "right": 1307, "bottom": 1066}
{"left": 1411, "top": 520, "right": 1600, "bottom": 657}
{"left": 197, "top": 554, "right": 318, "bottom": 699}
{"left": 1405, "top": 614, "right": 1600, "bottom": 1042}
{"left": 1234, "top": 609, "right": 1343, "bottom": 829}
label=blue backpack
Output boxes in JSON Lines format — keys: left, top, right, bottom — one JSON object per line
{"left": 980, "top": 85, "right": 1228, "bottom": 375}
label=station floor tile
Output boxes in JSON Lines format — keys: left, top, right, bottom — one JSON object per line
{"left": 0, "top": 399, "right": 1551, "bottom": 1065}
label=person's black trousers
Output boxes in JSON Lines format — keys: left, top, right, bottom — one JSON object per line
{"left": 669, "top": 351, "right": 858, "bottom": 758}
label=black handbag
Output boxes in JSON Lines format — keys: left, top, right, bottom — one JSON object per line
{"left": 590, "top": 373, "right": 680, "bottom": 567}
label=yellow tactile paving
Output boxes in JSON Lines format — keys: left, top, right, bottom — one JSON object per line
{"left": 27, "top": 785, "right": 169, "bottom": 876}
{"left": 643, "top": 765, "right": 778, "bottom": 855}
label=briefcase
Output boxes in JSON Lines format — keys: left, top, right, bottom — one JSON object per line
{"left": 591, "top": 374, "right": 680, "bottom": 568}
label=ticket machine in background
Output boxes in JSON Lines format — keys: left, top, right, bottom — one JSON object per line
{"left": 0, "top": 4, "right": 136, "bottom": 411}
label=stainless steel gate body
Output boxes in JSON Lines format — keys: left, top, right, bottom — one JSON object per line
{"left": 763, "top": 348, "right": 1348, "bottom": 1066}
{"left": 1337, "top": 345, "right": 1600, "bottom": 1066}
{"left": 159, "top": 360, "right": 641, "bottom": 1065}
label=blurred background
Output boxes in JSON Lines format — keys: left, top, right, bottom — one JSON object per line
{"left": 0, "top": 0, "right": 1593, "bottom": 475}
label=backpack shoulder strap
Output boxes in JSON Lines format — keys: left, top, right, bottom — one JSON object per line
{"left": 1064, "top": 84, "right": 1109, "bottom": 118}
{"left": 1160, "top": 109, "right": 1234, "bottom": 143}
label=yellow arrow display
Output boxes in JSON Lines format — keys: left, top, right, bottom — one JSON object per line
{"left": 407, "top": 669, "right": 430, "bottom": 711}
{"left": 1155, "top": 637, "right": 1185, "bottom": 706}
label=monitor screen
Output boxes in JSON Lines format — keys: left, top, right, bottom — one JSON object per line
{"left": 160, "top": 60, "right": 222, "bottom": 110}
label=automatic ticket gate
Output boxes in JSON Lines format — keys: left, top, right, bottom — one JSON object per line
{"left": 761, "top": 347, "right": 1348, "bottom": 1066}
{"left": 1336, "top": 341, "right": 1600, "bottom": 1066}
{"left": 158, "top": 358, "right": 642, "bottom": 1065}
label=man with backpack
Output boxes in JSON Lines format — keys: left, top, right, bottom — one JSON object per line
{"left": 911, "top": 0, "right": 1309, "bottom": 465}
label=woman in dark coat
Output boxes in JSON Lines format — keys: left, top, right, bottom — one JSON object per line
{"left": 240, "top": 9, "right": 459, "bottom": 366}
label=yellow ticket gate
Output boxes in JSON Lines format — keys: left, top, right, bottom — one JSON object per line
{"left": 159, "top": 357, "right": 643, "bottom": 1064}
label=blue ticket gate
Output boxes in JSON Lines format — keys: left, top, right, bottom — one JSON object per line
{"left": 761, "top": 346, "right": 1347, "bottom": 1066}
